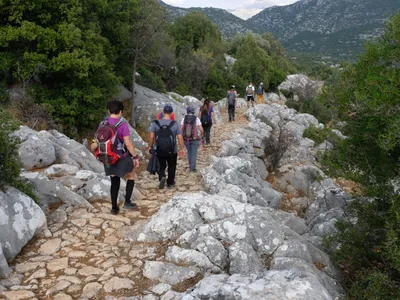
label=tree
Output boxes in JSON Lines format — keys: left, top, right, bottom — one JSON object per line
{"left": 322, "top": 13, "right": 400, "bottom": 299}
{"left": 127, "top": 0, "right": 168, "bottom": 127}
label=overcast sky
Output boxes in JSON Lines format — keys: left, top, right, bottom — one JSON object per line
{"left": 163, "top": 0, "right": 298, "bottom": 10}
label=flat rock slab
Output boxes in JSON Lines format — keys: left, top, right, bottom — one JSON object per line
{"left": 1, "top": 290, "right": 36, "bottom": 300}
{"left": 143, "top": 261, "right": 200, "bottom": 286}
{"left": 103, "top": 276, "right": 134, "bottom": 293}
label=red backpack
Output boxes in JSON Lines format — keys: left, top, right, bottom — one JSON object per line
{"left": 94, "top": 119, "right": 126, "bottom": 166}
{"left": 183, "top": 114, "right": 200, "bottom": 140}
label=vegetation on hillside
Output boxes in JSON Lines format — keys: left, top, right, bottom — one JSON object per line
{"left": 321, "top": 13, "right": 400, "bottom": 299}
{"left": 0, "top": 0, "right": 294, "bottom": 137}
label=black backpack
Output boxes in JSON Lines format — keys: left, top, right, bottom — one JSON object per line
{"left": 227, "top": 91, "right": 236, "bottom": 106}
{"left": 155, "top": 120, "right": 176, "bottom": 157}
{"left": 257, "top": 85, "right": 263, "bottom": 95}
{"left": 200, "top": 109, "right": 210, "bottom": 127}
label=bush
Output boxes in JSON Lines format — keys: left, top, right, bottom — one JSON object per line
{"left": 303, "top": 126, "right": 341, "bottom": 145}
{"left": 0, "top": 110, "right": 21, "bottom": 190}
{"left": 285, "top": 99, "right": 301, "bottom": 111}
{"left": 300, "top": 98, "right": 332, "bottom": 124}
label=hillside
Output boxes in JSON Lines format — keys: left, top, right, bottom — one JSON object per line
{"left": 248, "top": 0, "right": 400, "bottom": 58}
{"left": 160, "top": 1, "right": 258, "bottom": 37}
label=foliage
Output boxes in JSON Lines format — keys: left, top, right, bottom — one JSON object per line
{"left": 300, "top": 98, "right": 332, "bottom": 124}
{"left": 0, "top": 110, "right": 21, "bottom": 190}
{"left": 303, "top": 126, "right": 340, "bottom": 145}
{"left": 322, "top": 14, "right": 400, "bottom": 299}
{"left": 136, "top": 68, "right": 166, "bottom": 93}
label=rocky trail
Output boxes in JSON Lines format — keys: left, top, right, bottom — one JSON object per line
{"left": 0, "top": 110, "right": 248, "bottom": 300}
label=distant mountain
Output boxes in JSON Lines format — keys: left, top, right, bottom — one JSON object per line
{"left": 160, "top": 1, "right": 258, "bottom": 38}
{"left": 230, "top": 0, "right": 282, "bottom": 20}
{"left": 248, "top": 0, "right": 400, "bottom": 59}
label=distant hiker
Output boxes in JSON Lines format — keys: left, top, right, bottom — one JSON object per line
{"left": 157, "top": 110, "right": 176, "bottom": 121}
{"left": 199, "top": 99, "right": 216, "bottom": 145}
{"left": 92, "top": 100, "right": 140, "bottom": 215}
{"left": 226, "top": 85, "right": 238, "bottom": 122}
{"left": 257, "top": 82, "right": 265, "bottom": 104}
{"left": 181, "top": 106, "right": 204, "bottom": 172}
{"left": 149, "top": 104, "right": 185, "bottom": 189}
{"left": 246, "top": 82, "right": 255, "bottom": 108}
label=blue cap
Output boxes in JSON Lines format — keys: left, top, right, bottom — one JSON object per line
{"left": 163, "top": 104, "right": 173, "bottom": 113}
{"left": 186, "top": 106, "right": 195, "bottom": 114}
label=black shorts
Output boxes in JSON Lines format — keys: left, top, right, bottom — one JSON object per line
{"left": 247, "top": 95, "right": 254, "bottom": 101}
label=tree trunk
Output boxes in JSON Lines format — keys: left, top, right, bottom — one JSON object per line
{"left": 130, "top": 51, "right": 138, "bottom": 128}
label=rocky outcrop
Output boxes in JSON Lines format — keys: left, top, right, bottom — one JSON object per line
{"left": 278, "top": 74, "right": 324, "bottom": 101}
{"left": 0, "top": 188, "right": 46, "bottom": 277}
{"left": 125, "top": 193, "right": 343, "bottom": 299}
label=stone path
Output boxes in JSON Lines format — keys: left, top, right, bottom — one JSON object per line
{"left": 0, "top": 109, "right": 248, "bottom": 300}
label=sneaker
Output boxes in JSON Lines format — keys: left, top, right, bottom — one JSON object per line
{"left": 190, "top": 169, "right": 197, "bottom": 173}
{"left": 167, "top": 184, "right": 176, "bottom": 189}
{"left": 159, "top": 177, "right": 166, "bottom": 189}
{"left": 110, "top": 207, "right": 120, "bottom": 215}
{"left": 123, "top": 202, "right": 140, "bottom": 210}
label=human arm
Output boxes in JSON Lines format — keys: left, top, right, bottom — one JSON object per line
{"left": 148, "top": 132, "right": 155, "bottom": 153}
{"left": 123, "top": 136, "right": 139, "bottom": 168}
{"left": 177, "top": 134, "right": 185, "bottom": 158}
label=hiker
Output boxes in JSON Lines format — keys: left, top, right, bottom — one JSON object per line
{"left": 91, "top": 100, "right": 140, "bottom": 215}
{"left": 226, "top": 85, "right": 238, "bottom": 122}
{"left": 149, "top": 104, "right": 185, "bottom": 189}
{"left": 246, "top": 82, "right": 255, "bottom": 108}
{"left": 181, "top": 106, "right": 204, "bottom": 172}
{"left": 199, "top": 98, "right": 216, "bottom": 145}
{"left": 257, "top": 82, "right": 265, "bottom": 104}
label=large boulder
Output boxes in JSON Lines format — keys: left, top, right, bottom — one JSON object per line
{"left": 21, "top": 171, "right": 92, "bottom": 210}
{"left": 278, "top": 74, "right": 324, "bottom": 101}
{"left": 0, "top": 188, "right": 46, "bottom": 278}
{"left": 13, "top": 126, "right": 56, "bottom": 170}
{"left": 134, "top": 85, "right": 187, "bottom": 130}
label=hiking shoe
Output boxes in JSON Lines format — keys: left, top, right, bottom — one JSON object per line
{"left": 190, "top": 169, "right": 197, "bottom": 173}
{"left": 167, "top": 184, "right": 176, "bottom": 189}
{"left": 123, "top": 202, "right": 140, "bottom": 210}
{"left": 159, "top": 177, "right": 166, "bottom": 189}
{"left": 110, "top": 207, "right": 120, "bottom": 215}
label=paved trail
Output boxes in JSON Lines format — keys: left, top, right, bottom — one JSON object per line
{"left": 1, "top": 109, "right": 248, "bottom": 300}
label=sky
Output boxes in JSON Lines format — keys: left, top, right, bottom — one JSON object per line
{"left": 163, "top": 0, "right": 298, "bottom": 10}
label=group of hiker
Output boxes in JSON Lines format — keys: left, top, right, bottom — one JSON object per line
{"left": 92, "top": 82, "right": 266, "bottom": 215}
{"left": 91, "top": 99, "right": 216, "bottom": 215}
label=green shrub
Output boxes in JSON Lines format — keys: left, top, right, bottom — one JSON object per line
{"left": 285, "top": 99, "right": 301, "bottom": 111}
{"left": 0, "top": 110, "right": 21, "bottom": 190}
{"left": 303, "top": 126, "right": 340, "bottom": 145}
{"left": 300, "top": 98, "right": 332, "bottom": 124}
{"left": 137, "top": 68, "right": 166, "bottom": 93}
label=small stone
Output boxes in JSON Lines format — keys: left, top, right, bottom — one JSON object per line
{"left": 39, "top": 239, "right": 62, "bottom": 255}
{"left": 103, "top": 276, "right": 134, "bottom": 293}
{"left": 47, "top": 257, "right": 69, "bottom": 273}
{"left": 15, "top": 262, "right": 44, "bottom": 274}
{"left": 53, "top": 293, "right": 73, "bottom": 300}
{"left": 57, "top": 276, "right": 81, "bottom": 285}
{"left": 71, "top": 218, "right": 87, "bottom": 227}
{"left": 1, "top": 290, "right": 35, "bottom": 300}
{"left": 84, "top": 275, "right": 97, "bottom": 283}
{"left": 101, "top": 258, "right": 118, "bottom": 270}
{"left": 45, "top": 280, "right": 71, "bottom": 296}
{"left": 98, "top": 267, "right": 115, "bottom": 282}
{"left": 77, "top": 266, "right": 103, "bottom": 277}
{"left": 43, "top": 229, "right": 53, "bottom": 238}
{"left": 103, "top": 235, "right": 119, "bottom": 245}
{"left": 89, "top": 218, "right": 104, "bottom": 226}
{"left": 151, "top": 283, "right": 172, "bottom": 295}
{"left": 82, "top": 282, "right": 102, "bottom": 299}
{"left": 115, "top": 265, "right": 132, "bottom": 275}
{"left": 104, "top": 228, "right": 115, "bottom": 237}
{"left": 64, "top": 268, "right": 77, "bottom": 275}
{"left": 26, "top": 269, "right": 46, "bottom": 282}
{"left": 68, "top": 251, "right": 86, "bottom": 258}
{"left": 66, "top": 284, "right": 81, "bottom": 294}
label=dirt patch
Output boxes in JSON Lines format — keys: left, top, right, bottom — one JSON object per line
{"left": 172, "top": 273, "right": 204, "bottom": 293}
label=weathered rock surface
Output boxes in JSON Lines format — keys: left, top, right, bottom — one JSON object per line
{"left": 0, "top": 188, "right": 46, "bottom": 278}
{"left": 278, "top": 74, "right": 324, "bottom": 101}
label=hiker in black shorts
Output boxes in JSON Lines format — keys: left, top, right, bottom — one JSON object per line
{"left": 246, "top": 82, "right": 255, "bottom": 108}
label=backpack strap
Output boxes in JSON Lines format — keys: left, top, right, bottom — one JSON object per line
{"left": 167, "top": 121, "right": 176, "bottom": 129}
{"left": 114, "top": 119, "right": 125, "bottom": 129}
{"left": 154, "top": 120, "right": 161, "bottom": 129}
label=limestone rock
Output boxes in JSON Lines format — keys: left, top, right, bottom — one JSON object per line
{"left": 143, "top": 261, "right": 200, "bottom": 286}
{"left": 103, "top": 277, "right": 134, "bottom": 293}
{"left": 0, "top": 188, "right": 46, "bottom": 278}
